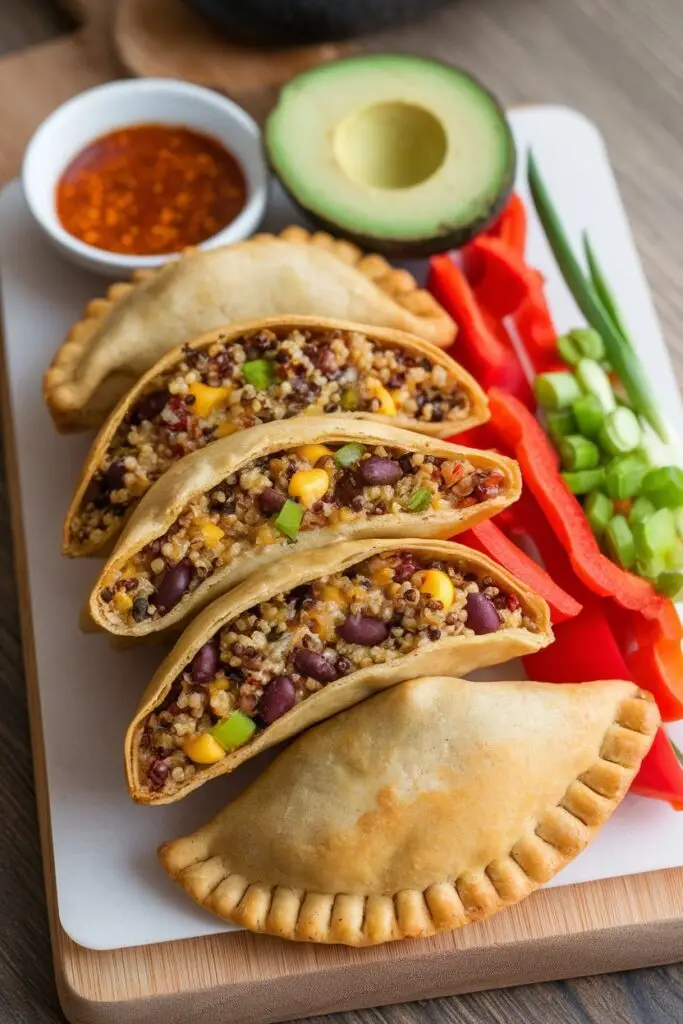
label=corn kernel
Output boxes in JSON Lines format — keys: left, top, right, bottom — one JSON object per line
{"left": 294, "top": 443, "right": 332, "bottom": 465}
{"left": 367, "top": 377, "right": 397, "bottom": 416}
{"left": 113, "top": 590, "right": 133, "bottom": 613}
{"left": 188, "top": 382, "right": 231, "bottom": 419}
{"left": 215, "top": 420, "right": 238, "bottom": 438}
{"left": 321, "top": 584, "right": 347, "bottom": 604}
{"left": 255, "top": 523, "right": 278, "bottom": 546}
{"left": 208, "top": 678, "right": 229, "bottom": 695}
{"left": 200, "top": 521, "right": 225, "bottom": 546}
{"left": 288, "top": 468, "right": 329, "bottom": 508}
{"left": 418, "top": 569, "right": 455, "bottom": 610}
{"left": 182, "top": 732, "right": 226, "bottom": 764}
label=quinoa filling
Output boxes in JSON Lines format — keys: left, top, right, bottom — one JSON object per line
{"left": 138, "top": 551, "right": 536, "bottom": 796}
{"left": 100, "top": 443, "right": 506, "bottom": 626}
{"left": 70, "top": 327, "right": 471, "bottom": 550}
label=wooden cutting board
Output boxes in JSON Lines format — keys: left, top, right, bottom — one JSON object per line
{"left": 2, "top": 5, "right": 683, "bottom": 1024}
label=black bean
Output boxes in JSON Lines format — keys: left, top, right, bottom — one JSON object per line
{"left": 104, "top": 458, "right": 127, "bottom": 491}
{"left": 289, "top": 584, "right": 312, "bottom": 609}
{"left": 258, "top": 675, "right": 296, "bottom": 724}
{"left": 147, "top": 759, "right": 169, "bottom": 790}
{"left": 259, "top": 487, "right": 287, "bottom": 515}
{"left": 398, "top": 454, "right": 414, "bottom": 475}
{"left": 338, "top": 614, "right": 388, "bottom": 646}
{"left": 465, "top": 592, "right": 501, "bottom": 635}
{"left": 100, "top": 587, "right": 113, "bottom": 603}
{"left": 334, "top": 469, "right": 361, "bottom": 506}
{"left": 132, "top": 596, "right": 149, "bottom": 622}
{"left": 191, "top": 640, "right": 220, "bottom": 683}
{"left": 359, "top": 456, "right": 403, "bottom": 486}
{"left": 154, "top": 560, "right": 193, "bottom": 614}
{"left": 293, "top": 647, "right": 338, "bottom": 682}
{"left": 130, "top": 389, "right": 169, "bottom": 425}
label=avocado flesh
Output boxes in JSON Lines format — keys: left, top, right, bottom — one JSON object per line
{"left": 266, "top": 54, "right": 516, "bottom": 257}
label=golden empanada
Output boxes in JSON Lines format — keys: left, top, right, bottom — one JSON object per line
{"left": 64, "top": 316, "right": 487, "bottom": 557}
{"left": 44, "top": 229, "right": 456, "bottom": 431}
{"left": 126, "top": 539, "right": 551, "bottom": 804}
{"left": 159, "top": 676, "right": 658, "bottom": 946}
{"left": 88, "top": 417, "right": 520, "bottom": 634}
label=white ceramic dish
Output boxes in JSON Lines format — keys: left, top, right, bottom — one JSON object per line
{"left": 1, "top": 105, "right": 682, "bottom": 952}
{"left": 21, "top": 78, "right": 268, "bottom": 277}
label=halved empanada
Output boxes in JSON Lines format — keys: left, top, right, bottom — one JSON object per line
{"left": 159, "top": 676, "right": 658, "bottom": 946}
{"left": 88, "top": 417, "right": 520, "bottom": 634}
{"left": 126, "top": 539, "right": 552, "bottom": 804}
{"left": 64, "top": 316, "right": 487, "bottom": 557}
{"left": 44, "top": 229, "right": 456, "bottom": 432}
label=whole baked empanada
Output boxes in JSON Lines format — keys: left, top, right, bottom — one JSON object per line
{"left": 87, "top": 417, "right": 520, "bottom": 633}
{"left": 44, "top": 229, "right": 456, "bottom": 432}
{"left": 64, "top": 316, "right": 487, "bottom": 557}
{"left": 159, "top": 676, "right": 658, "bottom": 946}
{"left": 126, "top": 539, "right": 552, "bottom": 804}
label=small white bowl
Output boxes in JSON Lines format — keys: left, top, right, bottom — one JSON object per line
{"left": 22, "top": 78, "right": 268, "bottom": 277}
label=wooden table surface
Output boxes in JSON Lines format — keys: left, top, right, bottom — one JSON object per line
{"left": 1, "top": 1, "right": 682, "bottom": 1022}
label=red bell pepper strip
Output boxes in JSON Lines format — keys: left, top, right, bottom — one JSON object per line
{"left": 488, "top": 388, "right": 664, "bottom": 619}
{"left": 427, "top": 255, "right": 534, "bottom": 407}
{"left": 524, "top": 597, "right": 629, "bottom": 683}
{"left": 460, "top": 519, "right": 582, "bottom": 624}
{"left": 493, "top": 193, "right": 527, "bottom": 256}
{"left": 462, "top": 237, "right": 535, "bottom": 319}
{"left": 630, "top": 728, "right": 683, "bottom": 809}
{"left": 513, "top": 270, "right": 559, "bottom": 373}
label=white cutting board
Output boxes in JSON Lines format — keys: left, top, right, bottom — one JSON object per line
{"left": 1, "top": 104, "right": 682, "bottom": 953}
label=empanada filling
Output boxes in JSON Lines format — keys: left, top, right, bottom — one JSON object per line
{"left": 69, "top": 326, "right": 471, "bottom": 550}
{"left": 138, "top": 551, "right": 538, "bottom": 797}
{"left": 99, "top": 443, "right": 506, "bottom": 626}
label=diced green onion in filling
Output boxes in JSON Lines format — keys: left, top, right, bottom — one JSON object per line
{"left": 210, "top": 711, "right": 257, "bottom": 751}
{"left": 333, "top": 442, "right": 365, "bottom": 467}
{"left": 274, "top": 499, "right": 304, "bottom": 540}
{"left": 242, "top": 358, "right": 276, "bottom": 391}
{"left": 406, "top": 487, "right": 432, "bottom": 513}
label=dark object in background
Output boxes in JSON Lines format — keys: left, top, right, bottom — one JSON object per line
{"left": 185, "top": 0, "right": 454, "bottom": 45}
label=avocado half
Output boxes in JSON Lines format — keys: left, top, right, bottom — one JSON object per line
{"left": 265, "top": 54, "right": 516, "bottom": 258}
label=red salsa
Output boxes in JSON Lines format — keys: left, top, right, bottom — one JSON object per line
{"left": 56, "top": 123, "right": 247, "bottom": 256}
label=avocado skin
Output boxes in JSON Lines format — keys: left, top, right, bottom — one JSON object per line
{"left": 265, "top": 58, "right": 517, "bottom": 259}
{"left": 185, "top": 0, "right": 453, "bottom": 45}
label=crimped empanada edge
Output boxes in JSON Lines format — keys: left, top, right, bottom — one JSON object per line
{"left": 62, "top": 314, "right": 490, "bottom": 556}
{"left": 158, "top": 685, "right": 659, "bottom": 946}
{"left": 44, "top": 228, "right": 456, "bottom": 431}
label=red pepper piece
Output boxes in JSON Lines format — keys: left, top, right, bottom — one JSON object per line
{"left": 489, "top": 388, "right": 664, "bottom": 619}
{"left": 463, "top": 236, "right": 535, "bottom": 319}
{"left": 513, "top": 270, "right": 559, "bottom": 373}
{"left": 630, "top": 728, "right": 683, "bottom": 809}
{"left": 524, "top": 597, "right": 630, "bottom": 682}
{"left": 493, "top": 193, "right": 527, "bottom": 256}
{"left": 444, "top": 423, "right": 502, "bottom": 451}
{"left": 427, "top": 255, "right": 534, "bottom": 406}
{"left": 460, "top": 520, "right": 582, "bottom": 624}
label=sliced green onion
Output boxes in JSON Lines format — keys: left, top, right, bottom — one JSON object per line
{"left": 406, "top": 487, "right": 432, "bottom": 513}
{"left": 632, "top": 508, "right": 678, "bottom": 561}
{"left": 642, "top": 466, "right": 683, "bottom": 509}
{"left": 333, "top": 442, "right": 365, "bottom": 468}
{"left": 583, "top": 235, "right": 633, "bottom": 348}
{"left": 562, "top": 467, "right": 605, "bottom": 494}
{"left": 572, "top": 393, "right": 605, "bottom": 438}
{"left": 585, "top": 491, "right": 613, "bottom": 536}
{"left": 556, "top": 334, "right": 582, "bottom": 366}
{"left": 210, "top": 711, "right": 257, "bottom": 752}
{"left": 570, "top": 326, "right": 606, "bottom": 361}
{"left": 273, "top": 499, "right": 304, "bottom": 541}
{"left": 655, "top": 572, "right": 683, "bottom": 600}
{"left": 559, "top": 434, "right": 600, "bottom": 471}
{"left": 534, "top": 371, "right": 582, "bottom": 410}
{"left": 604, "top": 515, "right": 636, "bottom": 569}
{"left": 575, "top": 358, "right": 616, "bottom": 412}
{"left": 629, "top": 496, "right": 656, "bottom": 526}
{"left": 604, "top": 454, "right": 647, "bottom": 500}
{"left": 340, "top": 386, "right": 359, "bottom": 411}
{"left": 528, "top": 152, "right": 668, "bottom": 441}
{"left": 242, "top": 358, "right": 275, "bottom": 391}
{"left": 546, "top": 408, "right": 577, "bottom": 439}
{"left": 598, "top": 407, "right": 642, "bottom": 456}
